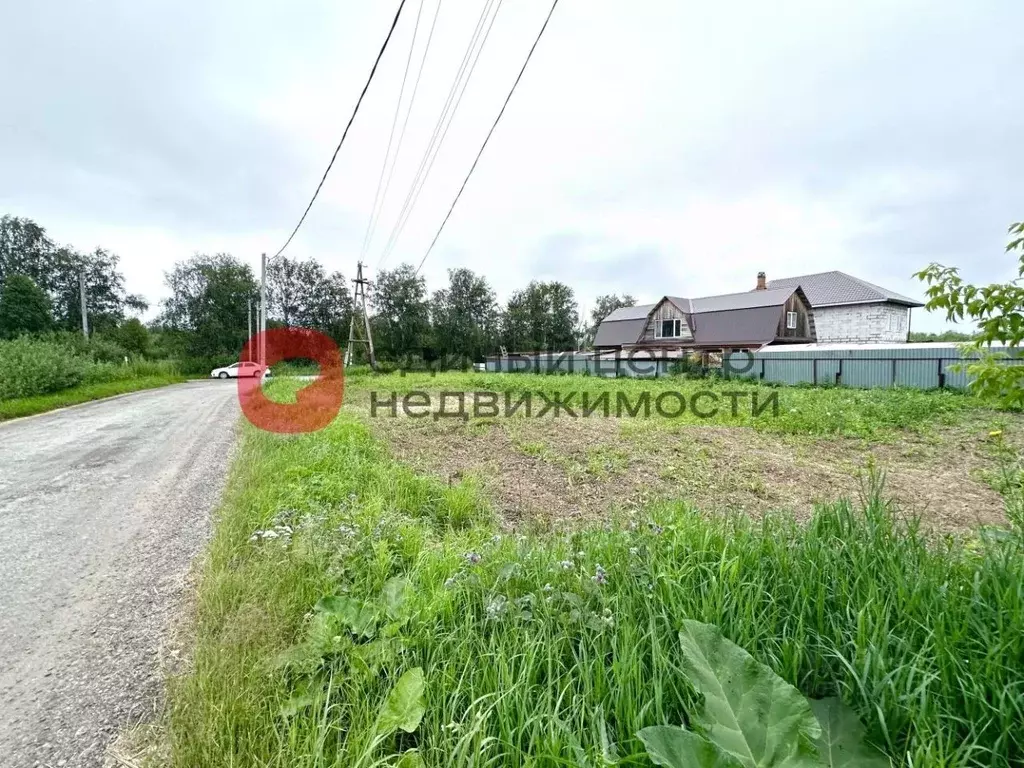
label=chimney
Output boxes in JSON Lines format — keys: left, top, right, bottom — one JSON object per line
{"left": 756, "top": 271, "right": 767, "bottom": 291}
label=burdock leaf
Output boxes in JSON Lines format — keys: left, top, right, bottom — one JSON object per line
{"left": 376, "top": 667, "right": 426, "bottom": 735}
{"left": 313, "top": 595, "right": 378, "bottom": 638}
{"left": 678, "top": 620, "right": 822, "bottom": 768}
{"left": 382, "top": 576, "right": 413, "bottom": 620}
{"left": 810, "top": 698, "right": 890, "bottom": 768}
{"left": 638, "top": 726, "right": 743, "bottom": 768}
{"left": 396, "top": 749, "right": 425, "bottom": 768}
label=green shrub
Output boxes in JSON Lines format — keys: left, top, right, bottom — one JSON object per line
{"left": 82, "top": 359, "right": 180, "bottom": 385}
{"left": 86, "top": 335, "right": 131, "bottom": 363}
{"left": 175, "top": 356, "right": 238, "bottom": 375}
{"left": 0, "top": 336, "right": 87, "bottom": 399}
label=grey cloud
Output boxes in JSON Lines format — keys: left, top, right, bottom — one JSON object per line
{"left": 530, "top": 233, "right": 674, "bottom": 301}
{"left": 0, "top": 0, "right": 317, "bottom": 232}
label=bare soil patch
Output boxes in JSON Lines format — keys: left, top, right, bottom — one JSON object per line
{"left": 351, "top": 398, "right": 1018, "bottom": 532}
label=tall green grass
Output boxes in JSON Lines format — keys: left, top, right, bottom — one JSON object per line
{"left": 169, "top": 407, "right": 1024, "bottom": 767}
{"left": 0, "top": 374, "right": 187, "bottom": 420}
{"left": 0, "top": 336, "right": 87, "bottom": 398}
{"left": 349, "top": 371, "right": 983, "bottom": 438}
{"left": 0, "top": 337, "right": 185, "bottom": 416}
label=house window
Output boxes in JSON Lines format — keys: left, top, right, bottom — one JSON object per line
{"left": 786, "top": 311, "right": 798, "bottom": 330}
{"left": 658, "top": 318, "right": 682, "bottom": 338}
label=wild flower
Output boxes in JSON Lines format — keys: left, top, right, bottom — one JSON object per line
{"left": 558, "top": 560, "right": 574, "bottom": 570}
{"left": 444, "top": 577, "right": 457, "bottom": 589}
{"left": 650, "top": 524, "right": 664, "bottom": 536}
{"left": 629, "top": 547, "right": 640, "bottom": 556}
{"left": 592, "top": 565, "right": 608, "bottom": 586}
{"left": 542, "top": 583, "right": 554, "bottom": 592}
{"left": 465, "top": 551, "right": 482, "bottom": 565}
{"left": 485, "top": 596, "right": 507, "bottom": 619}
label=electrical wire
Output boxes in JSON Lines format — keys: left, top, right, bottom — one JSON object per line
{"left": 272, "top": 0, "right": 408, "bottom": 260}
{"left": 359, "top": 0, "right": 425, "bottom": 260}
{"left": 375, "top": 0, "right": 501, "bottom": 268}
{"left": 414, "top": 0, "right": 559, "bottom": 276}
{"left": 367, "top": 0, "right": 444, "bottom": 268}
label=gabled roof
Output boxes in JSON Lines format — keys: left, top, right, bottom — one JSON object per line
{"left": 593, "top": 317, "right": 648, "bottom": 347}
{"left": 690, "top": 287, "right": 796, "bottom": 313}
{"left": 766, "top": 271, "right": 923, "bottom": 308}
{"left": 603, "top": 303, "right": 656, "bottom": 321}
{"left": 594, "top": 287, "right": 808, "bottom": 349}
{"left": 692, "top": 306, "right": 788, "bottom": 346}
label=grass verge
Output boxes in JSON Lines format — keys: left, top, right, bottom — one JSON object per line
{"left": 168, "top": 394, "right": 1024, "bottom": 767}
{"left": 353, "top": 371, "right": 985, "bottom": 439}
{"left": 0, "top": 375, "right": 185, "bottom": 420}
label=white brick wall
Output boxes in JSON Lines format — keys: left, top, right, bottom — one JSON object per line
{"left": 813, "top": 303, "right": 910, "bottom": 343}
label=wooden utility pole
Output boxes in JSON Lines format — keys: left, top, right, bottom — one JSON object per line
{"left": 79, "top": 271, "right": 89, "bottom": 338}
{"left": 247, "top": 297, "right": 253, "bottom": 361}
{"left": 345, "top": 260, "right": 376, "bottom": 370}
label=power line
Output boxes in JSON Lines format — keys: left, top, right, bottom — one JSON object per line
{"left": 367, "top": 0, "right": 444, "bottom": 268}
{"left": 414, "top": 0, "right": 559, "bottom": 276}
{"left": 359, "top": 0, "right": 425, "bottom": 260}
{"left": 272, "top": 0, "right": 408, "bottom": 260}
{"left": 375, "top": 0, "right": 501, "bottom": 269}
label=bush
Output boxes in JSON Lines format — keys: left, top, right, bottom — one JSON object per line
{"left": 86, "top": 335, "right": 131, "bottom": 363}
{"left": 175, "top": 356, "right": 238, "bottom": 375}
{"left": 0, "top": 337, "right": 87, "bottom": 399}
{"left": 82, "top": 359, "right": 180, "bottom": 385}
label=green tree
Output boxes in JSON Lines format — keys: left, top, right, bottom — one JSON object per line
{"left": 500, "top": 281, "right": 579, "bottom": 352}
{"left": 267, "top": 257, "right": 352, "bottom": 338}
{"left": 908, "top": 330, "right": 977, "bottom": 342}
{"left": 1, "top": 215, "right": 147, "bottom": 332}
{"left": 915, "top": 219, "right": 1024, "bottom": 408}
{"left": 159, "top": 253, "right": 257, "bottom": 359}
{"left": 0, "top": 274, "right": 52, "bottom": 338}
{"left": 371, "top": 264, "right": 431, "bottom": 361}
{"left": 110, "top": 317, "right": 151, "bottom": 357}
{"left": 0, "top": 215, "right": 56, "bottom": 289}
{"left": 430, "top": 268, "right": 499, "bottom": 363}
{"left": 586, "top": 293, "right": 636, "bottom": 348}
{"left": 50, "top": 247, "right": 148, "bottom": 333}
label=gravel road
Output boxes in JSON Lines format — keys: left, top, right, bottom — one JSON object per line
{"left": 0, "top": 381, "right": 240, "bottom": 767}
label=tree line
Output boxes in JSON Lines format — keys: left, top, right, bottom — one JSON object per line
{"left": 1, "top": 214, "right": 638, "bottom": 368}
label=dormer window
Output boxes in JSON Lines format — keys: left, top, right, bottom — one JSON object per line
{"left": 657, "top": 318, "right": 682, "bottom": 338}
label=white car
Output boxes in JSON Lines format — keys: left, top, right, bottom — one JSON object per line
{"left": 210, "top": 362, "right": 272, "bottom": 380}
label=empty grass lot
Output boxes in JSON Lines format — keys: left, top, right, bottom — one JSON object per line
{"left": 166, "top": 374, "right": 1024, "bottom": 767}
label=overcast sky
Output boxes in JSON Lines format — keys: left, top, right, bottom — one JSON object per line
{"left": 2, "top": 0, "right": 1022, "bottom": 332}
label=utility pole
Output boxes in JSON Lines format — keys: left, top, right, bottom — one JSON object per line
{"left": 79, "top": 271, "right": 89, "bottom": 339}
{"left": 247, "top": 297, "right": 253, "bottom": 361}
{"left": 345, "top": 260, "right": 377, "bottom": 370}
{"left": 260, "top": 252, "right": 268, "bottom": 367}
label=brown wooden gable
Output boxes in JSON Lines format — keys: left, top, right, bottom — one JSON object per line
{"left": 640, "top": 297, "right": 694, "bottom": 343}
{"left": 773, "top": 286, "right": 816, "bottom": 341}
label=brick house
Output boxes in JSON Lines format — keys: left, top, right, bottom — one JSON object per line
{"left": 764, "top": 271, "right": 924, "bottom": 343}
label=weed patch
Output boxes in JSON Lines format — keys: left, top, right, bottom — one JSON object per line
{"left": 0, "top": 375, "right": 185, "bottom": 420}
{"left": 168, "top": 397, "right": 1024, "bottom": 767}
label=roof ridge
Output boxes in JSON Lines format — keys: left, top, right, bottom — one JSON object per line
{"left": 769, "top": 269, "right": 843, "bottom": 282}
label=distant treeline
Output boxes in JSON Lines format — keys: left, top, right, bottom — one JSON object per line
{"left": 1, "top": 214, "right": 640, "bottom": 369}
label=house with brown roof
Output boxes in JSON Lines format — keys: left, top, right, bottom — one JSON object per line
{"left": 764, "top": 271, "right": 924, "bottom": 344}
{"left": 593, "top": 274, "right": 815, "bottom": 353}
{"left": 592, "top": 270, "right": 925, "bottom": 354}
